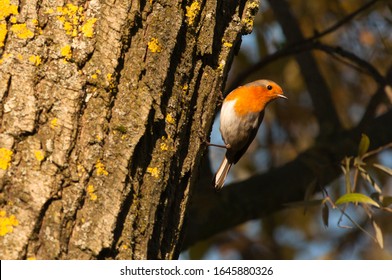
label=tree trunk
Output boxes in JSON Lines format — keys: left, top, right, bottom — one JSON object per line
{"left": 0, "top": 0, "right": 259, "bottom": 259}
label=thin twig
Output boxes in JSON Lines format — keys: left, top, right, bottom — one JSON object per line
{"left": 325, "top": 196, "right": 379, "bottom": 244}
{"left": 363, "top": 142, "right": 392, "bottom": 160}
{"left": 337, "top": 206, "right": 378, "bottom": 244}
{"left": 359, "top": 67, "right": 392, "bottom": 127}
{"left": 299, "top": 0, "right": 380, "bottom": 46}
{"left": 313, "top": 43, "right": 387, "bottom": 86}
{"left": 352, "top": 168, "right": 359, "bottom": 193}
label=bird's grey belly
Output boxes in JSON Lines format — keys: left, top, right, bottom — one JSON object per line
{"left": 220, "top": 111, "right": 260, "bottom": 151}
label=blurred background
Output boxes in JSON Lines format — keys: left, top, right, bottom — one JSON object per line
{"left": 182, "top": 0, "right": 392, "bottom": 259}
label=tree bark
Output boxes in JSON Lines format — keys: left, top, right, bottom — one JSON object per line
{"left": 0, "top": 0, "right": 259, "bottom": 259}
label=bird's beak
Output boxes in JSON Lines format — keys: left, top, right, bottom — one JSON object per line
{"left": 278, "top": 94, "right": 288, "bottom": 100}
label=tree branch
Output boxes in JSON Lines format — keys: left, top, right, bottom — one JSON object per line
{"left": 359, "top": 67, "right": 392, "bottom": 127}
{"left": 227, "top": 0, "right": 380, "bottom": 92}
{"left": 313, "top": 42, "right": 387, "bottom": 86}
{"left": 184, "top": 108, "right": 392, "bottom": 248}
{"left": 297, "top": 0, "right": 379, "bottom": 47}
{"left": 268, "top": 0, "right": 342, "bottom": 136}
{"left": 312, "top": 43, "right": 392, "bottom": 128}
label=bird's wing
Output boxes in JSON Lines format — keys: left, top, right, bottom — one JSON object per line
{"left": 228, "top": 111, "right": 265, "bottom": 164}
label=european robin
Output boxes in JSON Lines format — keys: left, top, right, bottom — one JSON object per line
{"left": 213, "top": 79, "right": 286, "bottom": 189}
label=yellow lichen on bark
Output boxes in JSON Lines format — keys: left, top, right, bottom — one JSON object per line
{"left": 33, "top": 150, "right": 45, "bottom": 162}
{"left": 87, "top": 185, "right": 98, "bottom": 201}
{"left": 95, "top": 159, "right": 109, "bottom": 176}
{"left": 0, "top": 148, "right": 13, "bottom": 170}
{"left": 147, "top": 167, "right": 159, "bottom": 178}
{"left": 148, "top": 38, "right": 162, "bottom": 53}
{"left": 222, "top": 39, "right": 233, "bottom": 48}
{"left": 10, "top": 23, "right": 34, "bottom": 39}
{"left": 165, "top": 114, "right": 175, "bottom": 124}
{"left": 56, "top": 3, "right": 97, "bottom": 38}
{"left": 185, "top": 1, "right": 200, "bottom": 26}
{"left": 57, "top": 3, "right": 84, "bottom": 37}
{"left": 160, "top": 136, "right": 173, "bottom": 152}
{"left": 29, "top": 55, "right": 41, "bottom": 66}
{"left": 0, "top": 0, "right": 18, "bottom": 20}
{"left": 0, "top": 210, "right": 19, "bottom": 236}
{"left": 60, "top": 45, "right": 72, "bottom": 60}
{"left": 0, "top": 23, "right": 7, "bottom": 47}
{"left": 50, "top": 118, "right": 58, "bottom": 128}
{"left": 81, "top": 18, "right": 97, "bottom": 38}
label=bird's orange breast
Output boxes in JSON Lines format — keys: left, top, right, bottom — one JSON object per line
{"left": 225, "top": 86, "right": 269, "bottom": 116}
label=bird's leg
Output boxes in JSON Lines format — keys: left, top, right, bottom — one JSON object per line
{"left": 206, "top": 142, "right": 231, "bottom": 149}
{"left": 197, "top": 126, "right": 230, "bottom": 149}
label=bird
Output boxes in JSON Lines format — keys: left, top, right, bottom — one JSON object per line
{"left": 213, "top": 79, "right": 286, "bottom": 190}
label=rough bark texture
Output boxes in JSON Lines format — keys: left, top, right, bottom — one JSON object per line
{"left": 0, "top": 0, "right": 259, "bottom": 259}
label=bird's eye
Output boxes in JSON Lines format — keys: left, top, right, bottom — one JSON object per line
{"left": 267, "top": 85, "right": 273, "bottom": 90}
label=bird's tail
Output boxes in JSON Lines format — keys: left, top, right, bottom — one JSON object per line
{"left": 213, "top": 156, "right": 232, "bottom": 190}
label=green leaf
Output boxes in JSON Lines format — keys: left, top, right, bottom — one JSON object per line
{"left": 335, "top": 193, "right": 380, "bottom": 208}
{"left": 341, "top": 157, "right": 352, "bottom": 193}
{"left": 373, "top": 163, "right": 392, "bottom": 176}
{"left": 358, "top": 134, "right": 370, "bottom": 158}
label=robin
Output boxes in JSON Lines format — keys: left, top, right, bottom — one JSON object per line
{"left": 213, "top": 79, "right": 286, "bottom": 189}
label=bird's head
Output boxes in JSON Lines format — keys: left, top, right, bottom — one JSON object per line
{"left": 224, "top": 79, "right": 287, "bottom": 116}
{"left": 246, "top": 79, "right": 287, "bottom": 103}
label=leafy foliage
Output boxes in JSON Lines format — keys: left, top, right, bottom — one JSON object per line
{"left": 289, "top": 135, "right": 391, "bottom": 250}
